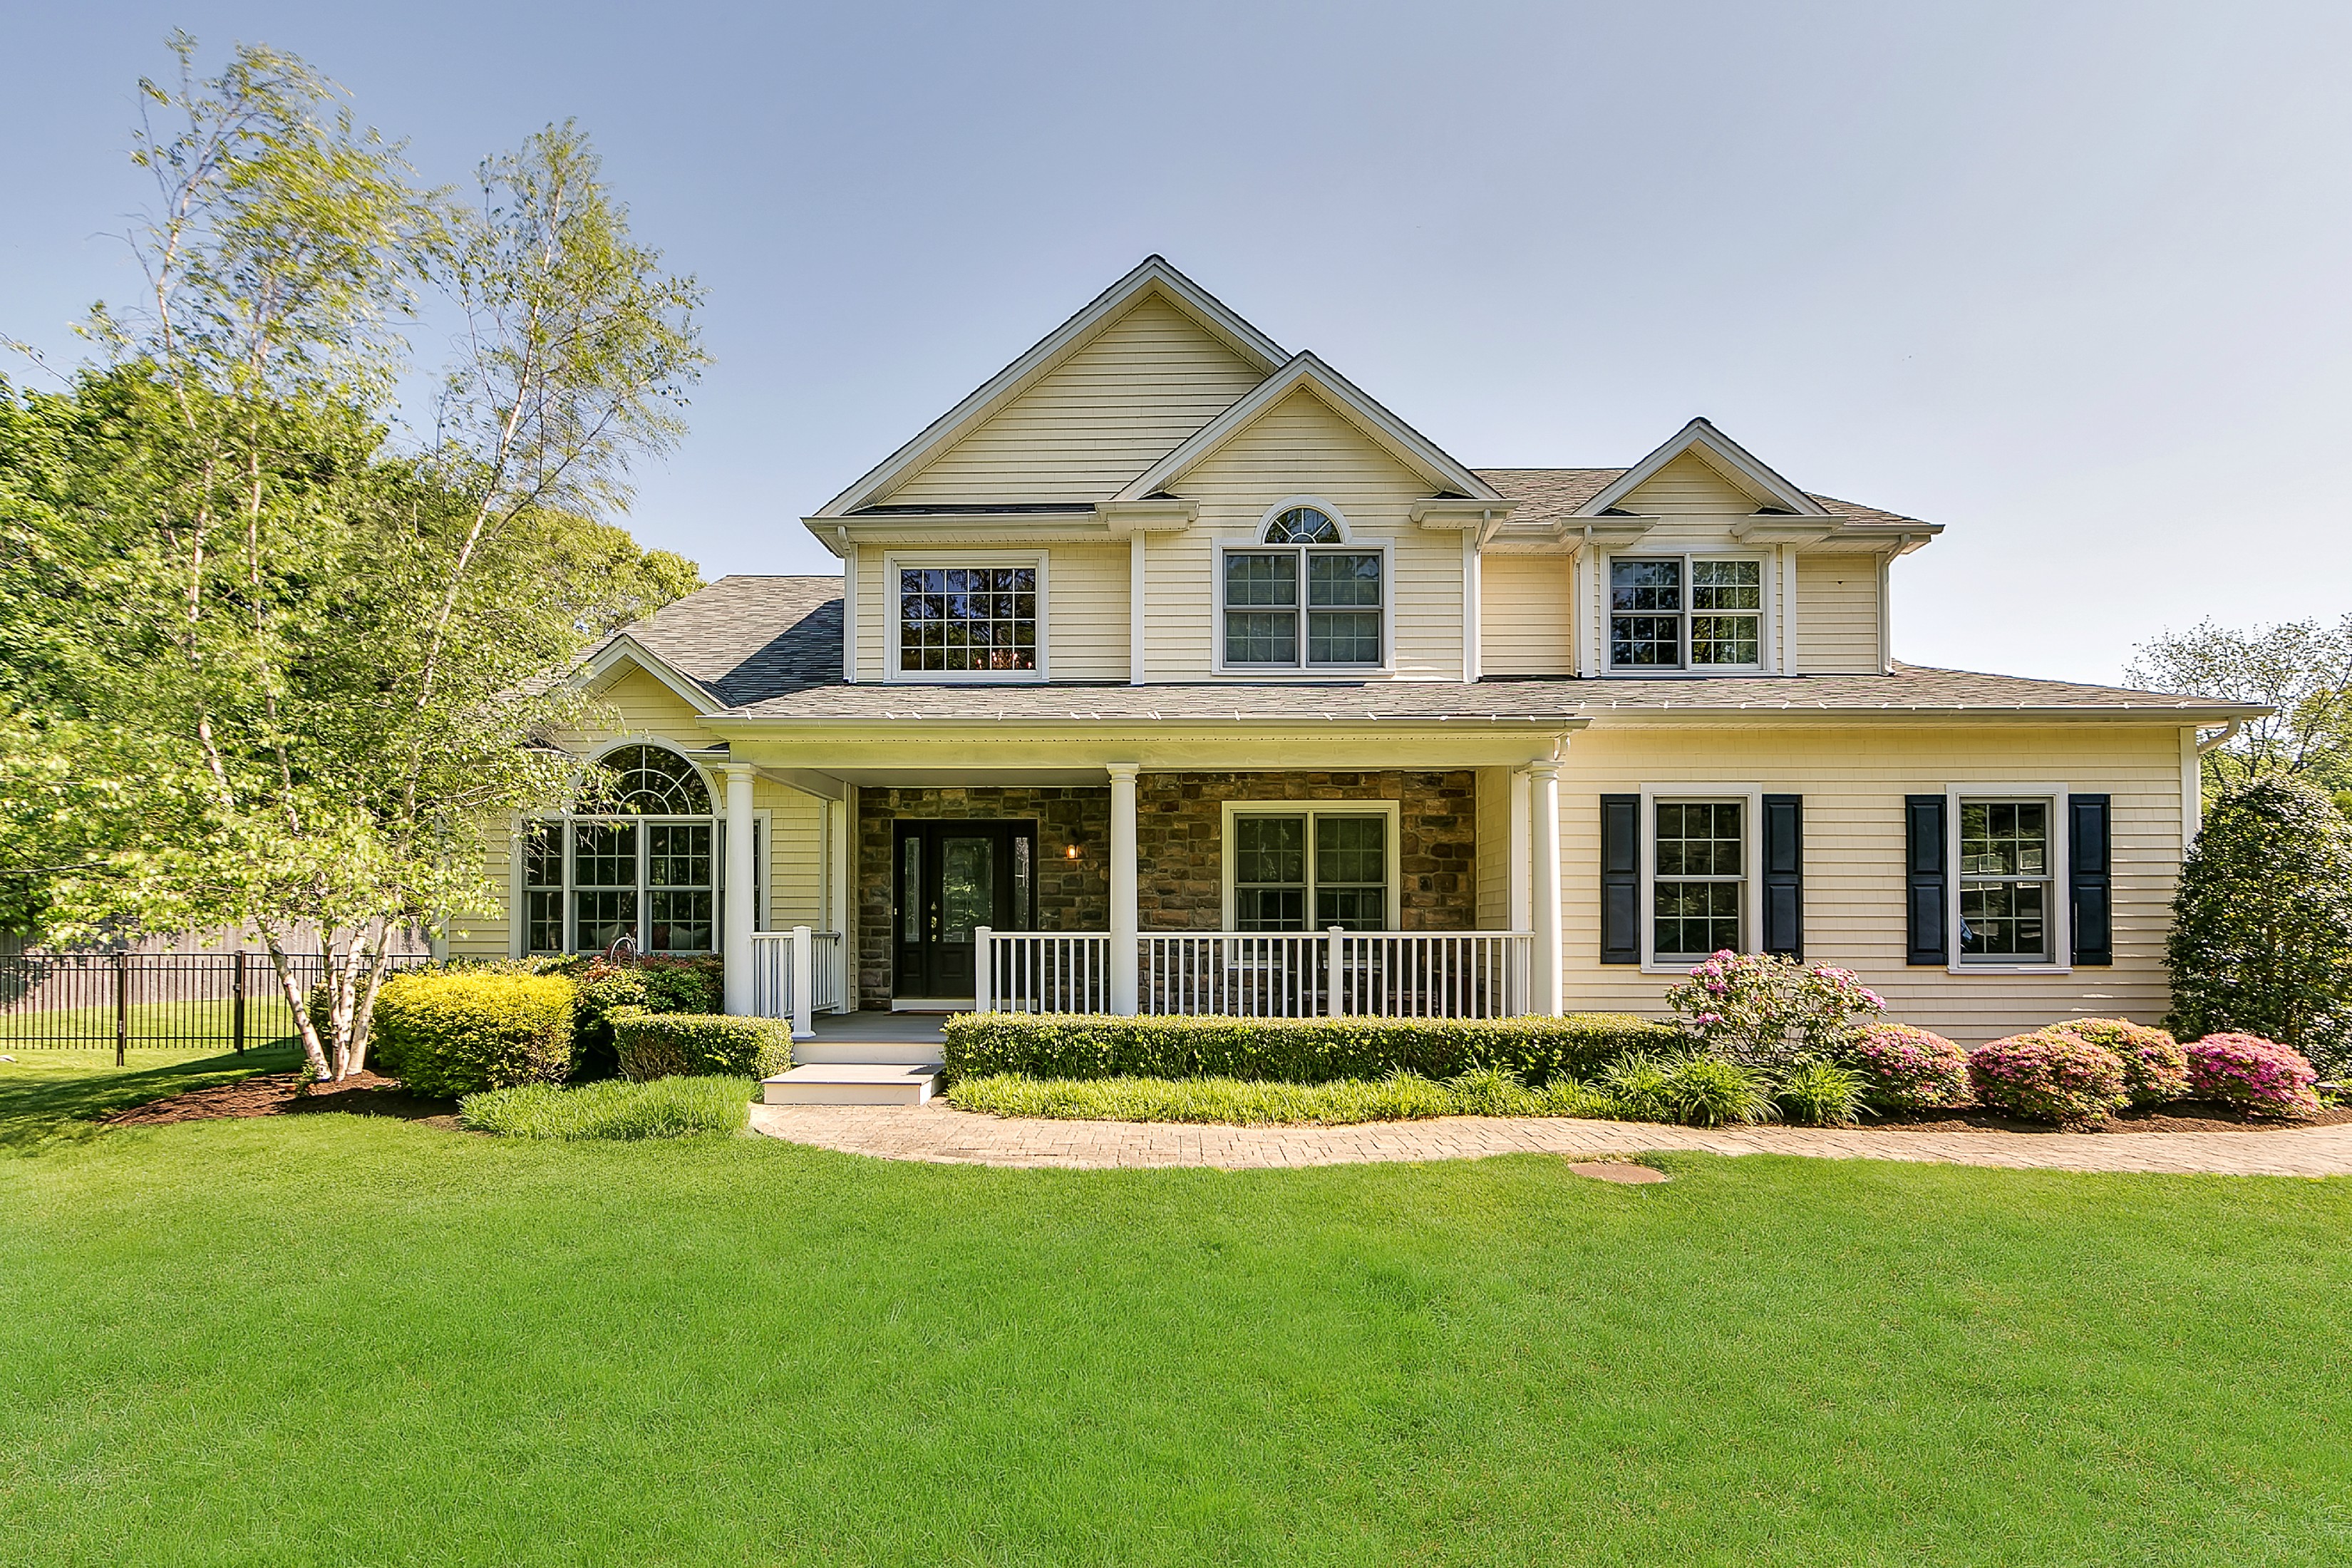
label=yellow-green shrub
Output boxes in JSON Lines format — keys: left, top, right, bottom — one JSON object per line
{"left": 369, "top": 972, "right": 575, "bottom": 1098}
{"left": 612, "top": 1010, "right": 793, "bottom": 1082}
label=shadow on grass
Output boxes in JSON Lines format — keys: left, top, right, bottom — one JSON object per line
{"left": 0, "top": 1045, "right": 303, "bottom": 1154}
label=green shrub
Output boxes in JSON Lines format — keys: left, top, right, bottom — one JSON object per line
{"left": 941, "top": 1013, "right": 1680, "bottom": 1087}
{"left": 1775, "top": 1058, "right": 1868, "bottom": 1126}
{"left": 943, "top": 1069, "right": 1610, "bottom": 1126}
{"left": 2167, "top": 777, "right": 2352, "bottom": 1074}
{"left": 2056, "top": 1017, "right": 2189, "bottom": 1105}
{"left": 612, "top": 1010, "right": 793, "bottom": 1082}
{"left": 567, "top": 956, "right": 726, "bottom": 1080}
{"left": 370, "top": 972, "right": 574, "bottom": 1098}
{"left": 1589, "top": 1051, "right": 1775, "bottom": 1128}
{"left": 459, "top": 1075, "right": 751, "bottom": 1140}
{"left": 1665, "top": 951, "right": 1885, "bottom": 1073}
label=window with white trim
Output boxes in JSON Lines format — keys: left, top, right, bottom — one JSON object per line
{"left": 1228, "top": 808, "right": 1391, "bottom": 931}
{"left": 1652, "top": 799, "right": 1744, "bottom": 960}
{"left": 1222, "top": 507, "right": 1383, "bottom": 669}
{"left": 896, "top": 565, "right": 1038, "bottom": 674}
{"left": 520, "top": 744, "right": 752, "bottom": 956}
{"left": 1609, "top": 557, "right": 1763, "bottom": 671}
{"left": 1957, "top": 798, "right": 2053, "bottom": 964}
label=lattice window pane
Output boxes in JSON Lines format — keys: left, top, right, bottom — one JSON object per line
{"left": 898, "top": 565, "right": 1038, "bottom": 672}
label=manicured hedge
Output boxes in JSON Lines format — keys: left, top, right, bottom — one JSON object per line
{"left": 939, "top": 1012, "right": 1681, "bottom": 1087}
{"left": 567, "top": 956, "right": 726, "bottom": 1080}
{"left": 370, "top": 972, "right": 575, "bottom": 1098}
{"left": 612, "top": 1009, "right": 794, "bottom": 1083}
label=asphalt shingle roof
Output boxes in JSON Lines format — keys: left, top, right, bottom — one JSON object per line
{"left": 599, "top": 577, "right": 2258, "bottom": 723}
{"left": 1473, "top": 469, "right": 1922, "bottom": 527}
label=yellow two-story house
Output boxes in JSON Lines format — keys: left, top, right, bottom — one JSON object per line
{"left": 451, "top": 257, "right": 2255, "bottom": 1062}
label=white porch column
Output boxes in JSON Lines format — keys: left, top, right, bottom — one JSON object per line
{"left": 1528, "top": 760, "right": 1562, "bottom": 1016}
{"left": 830, "top": 786, "right": 857, "bottom": 1011}
{"left": 722, "top": 763, "right": 756, "bottom": 1016}
{"left": 1108, "top": 763, "right": 1140, "bottom": 1015}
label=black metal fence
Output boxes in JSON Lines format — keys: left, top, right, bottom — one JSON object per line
{"left": 0, "top": 951, "right": 433, "bottom": 1062}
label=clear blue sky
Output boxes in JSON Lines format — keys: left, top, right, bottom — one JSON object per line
{"left": 6, "top": 1, "right": 2348, "bottom": 684}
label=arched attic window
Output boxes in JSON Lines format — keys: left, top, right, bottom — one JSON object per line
{"left": 520, "top": 743, "right": 744, "bottom": 958}
{"left": 1262, "top": 505, "right": 1342, "bottom": 544}
{"left": 1223, "top": 505, "right": 1383, "bottom": 670}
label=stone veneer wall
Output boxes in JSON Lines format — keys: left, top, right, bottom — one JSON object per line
{"left": 1136, "top": 771, "right": 1477, "bottom": 932}
{"left": 855, "top": 785, "right": 1110, "bottom": 1009}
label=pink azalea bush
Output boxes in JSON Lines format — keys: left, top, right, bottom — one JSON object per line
{"left": 2056, "top": 1017, "right": 2189, "bottom": 1106}
{"left": 1968, "top": 1028, "right": 2129, "bottom": 1126}
{"left": 1665, "top": 951, "right": 1886, "bottom": 1074}
{"left": 1847, "top": 1023, "right": 1972, "bottom": 1111}
{"left": 2185, "top": 1033, "right": 2321, "bottom": 1118}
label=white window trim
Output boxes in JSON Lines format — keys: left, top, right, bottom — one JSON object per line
{"left": 882, "top": 549, "right": 1050, "bottom": 684}
{"left": 1255, "top": 494, "right": 1356, "bottom": 542}
{"left": 1212, "top": 525, "right": 1396, "bottom": 680}
{"left": 1602, "top": 550, "right": 1775, "bottom": 677}
{"left": 1946, "top": 784, "right": 2071, "bottom": 976}
{"left": 1639, "top": 785, "right": 1765, "bottom": 974}
{"left": 511, "top": 808, "right": 767, "bottom": 958}
{"left": 1219, "top": 799, "right": 1403, "bottom": 931}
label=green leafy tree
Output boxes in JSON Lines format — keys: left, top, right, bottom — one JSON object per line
{"left": 2165, "top": 777, "right": 2352, "bottom": 1074}
{"left": 2125, "top": 618, "right": 2352, "bottom": 803}
{"left": 0, "top": 36, "right": 703, "bottom": 1080}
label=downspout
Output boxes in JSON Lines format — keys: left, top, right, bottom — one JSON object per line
{"left": 2196, "top": 721, "right": 2242, "bottom": 755}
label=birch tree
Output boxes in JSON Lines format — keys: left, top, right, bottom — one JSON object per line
{"left": 0, "top": 36, "right": 704, "bottom": 1081}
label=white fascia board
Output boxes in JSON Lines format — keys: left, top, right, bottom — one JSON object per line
{"left": 1113, "top": 353, "right": 1504, "bottom": 504}
{"left": 810, "top": 257, "right": 1288, "bottom": 520}
{"left": 579, "top": 636, "right": 721, "bottom": 716}
{"left": 1575, "top": 417, "right": 1830, "bottom": 519}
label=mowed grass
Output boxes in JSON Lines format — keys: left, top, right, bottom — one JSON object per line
{"left": 2, "top": 1057, "right": 2350, "bottom": 1565}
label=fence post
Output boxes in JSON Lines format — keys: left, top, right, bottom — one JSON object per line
{"left": 232, "top": 951, "right": 247, "bottom": 1054}
{"left": 1326, "top": 927, "right": 1344, "bottom": 1018}
{"left": 790, "top": 926, "right": 815, "bottom": 1041}
{"left": 973, "top": 927, "right": 992, "bottom": 1013}
{"left": 113, "top": 949, "right": 129, "bottom": 1066}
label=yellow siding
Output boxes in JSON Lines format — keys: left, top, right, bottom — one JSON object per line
{"left": 584, "top": 666, "right": 710, "bottom": 738}
{"left": 882, "top": 295, "right": 1264, "bottom": 504}
{"left": 860, "top": 542, "right": 1130, "bottom": 681}
{"left": 1551, "top": 722, "right": 2183, "bottom": 1044}
{"left": 1475, "top": 766, "right": 1512, "bottom": 928}
{"left": 1143, "top": 388, "right": 1460, "bottom": 679}
{"left": 759, "top": 780, "right": 831, "bottom": 929}
{"left": 1480, "top": 555, "right": 1575, "bottom": 675}
{"left": 1795, "top": 555, "right": 1881, "bottom": 674}
{"left": 448, "top": 830, "right": 512, "bottom": 961}
{"left": 1617, "top": 450, "right": 1758, "bottom": 514}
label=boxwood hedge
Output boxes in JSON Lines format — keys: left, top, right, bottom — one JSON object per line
{"left": 939, "top": 1012, "right": 1681, "bottom": 1086}
{"left": 369, "top": 971, "right": 575, "bottom": 1098}
{"left": 612, "top": 1009, "right": 795, "bottom": 1083}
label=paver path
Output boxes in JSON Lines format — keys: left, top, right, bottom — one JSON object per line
{"left": 749, "top": 1102, "right": 2352, "bottom": 1177}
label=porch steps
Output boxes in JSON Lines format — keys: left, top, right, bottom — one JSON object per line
{"left": 761, "top": 1063, "right": 939, "bottom": 1107}
{"left": 792, "top": 1040, "right": 946, "bottom": 1068}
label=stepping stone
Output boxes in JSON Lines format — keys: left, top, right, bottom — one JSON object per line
{"left": 1567, "top": 1160, "right": 1670, "bottom": 1184}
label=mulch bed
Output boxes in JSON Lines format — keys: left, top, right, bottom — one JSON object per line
{"left": 1864, "top": 1103, "right": 2352, "bottom": 1135}
{"left": 105, "top": 1071, "right": 461, "bottom": 1130}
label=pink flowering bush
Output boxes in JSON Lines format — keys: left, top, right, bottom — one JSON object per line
{"left": 2185, "top": 1033, "right": 2321, "bottom": 1118}
{"left": 1968, "top": 1028, "right": 2129, "bottom": 1126}
{"left": 1847, "top": 1023, "right": 1972, "bottom": 1111}
{"left": 2056, "top": 1017, "right": 2189, "bottom": 1106}
{"left": 1665, "top": 952, "right": 1886, "bottom": 1074}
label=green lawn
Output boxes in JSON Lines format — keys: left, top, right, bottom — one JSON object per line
{"left": 0, "top": 996, "right": 304, "bottom": 1050}
{"left": 3, "top": 1054, "right": 2349, "bottom": 1565}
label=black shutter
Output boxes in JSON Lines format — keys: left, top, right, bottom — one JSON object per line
{"left": 1904, "top": 795, "right": 1947, "bottom": 966}
{"left": 2070, "top": 794, "right": 2113, "bottom": 966}
{"left": 1761, "top": 794, "right": 1803, "bottom": 959}
{"left": 1601, "top": 794, "right": 1639, "bottom": 965}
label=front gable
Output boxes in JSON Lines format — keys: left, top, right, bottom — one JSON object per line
{"left": 1616, "top": 449, "right": 1768, "bottom": 515}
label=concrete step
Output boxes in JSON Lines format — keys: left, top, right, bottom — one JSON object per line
{"left": 761, "top": 1064, "right": 939, "bottom": 1107}
{"left": 793, "top": 1041, "right": 947, "bottom": 1068}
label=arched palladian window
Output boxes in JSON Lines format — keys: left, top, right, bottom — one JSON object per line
{"left": 1221, "top": 505, "right": 1384, "bottom": 669}
{"left": 519, "top": 743, "right": 753, "bottom": 956}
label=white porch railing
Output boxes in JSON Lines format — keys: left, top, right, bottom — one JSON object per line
{"left": 747, "top": 927, "right": 845, "bottom": 1038}
{"left": 975, "top": 929, "right": 1113, "bottom": 1014}
{"left": 976, "top": 928, "right": 1535, "bottom": 1019}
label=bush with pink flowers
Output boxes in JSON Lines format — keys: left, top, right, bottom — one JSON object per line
{"left": 2184, "top": 1033, "right": 2321, "bottom": 1118}
{"left": 1968, "top": 1028, "right": 2129, "bottom": 1126}
{"left": 1664, "top": 951, "right": 1886, "bottom": 1075}
{"left": 2054, "top": 1017, "right": 2189, "bottom": 1106}
{"left": 1846, "top": 1023, "right": 1972, "bottom": 1111}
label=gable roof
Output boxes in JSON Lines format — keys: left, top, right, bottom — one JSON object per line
{"left": 814, "top": 257, "right": 1288, "bottom": 518}
{"left": 1569, "top": 417, "right": 1829, "bottom": 517}
{"left": 582, "top": 576, "right": 844, "bottom": 711}
{"left": 1114, "top": 351, "right": 1503, "bottom": 504}
{"left": 1475, "top": 468, "right": 1924, "bottom": 530}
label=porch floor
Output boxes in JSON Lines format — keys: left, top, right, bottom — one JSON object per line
{"left": 803, "top": 1012, "right": 947, "bottom": 1046}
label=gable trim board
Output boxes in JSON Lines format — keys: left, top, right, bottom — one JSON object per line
{"left": 1576, "top": 417, "right": 1828, "bottom": 519}
{"left": 816, "top": 257, "right": 1286, "bottom": 518}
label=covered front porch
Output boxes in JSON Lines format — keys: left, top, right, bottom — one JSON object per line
{"left": 719, "top": 719, "right": 1582, "bottom": 1036}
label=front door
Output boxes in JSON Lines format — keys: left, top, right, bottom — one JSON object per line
{"left": 893, "top": 820, "right": 1035, "bottom": 1001}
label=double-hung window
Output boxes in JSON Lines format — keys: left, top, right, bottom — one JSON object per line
{"left": 519, "top": 744, "right": 750, "bottom": 956}
{"left": 1609, "top": 557, "right": 1763, "bottom": 671}
{"left": 1227, "top": 806, "right": 1393, "bottom": 931}
{"left": 1652, "top": 799, "right": 1745, "bottom": 961}
{"left": 895, "top": 563, "right": 1039, "bottom": 676}
{"left": 1957, "top": 798, "right": 2053, "bottom": 964}
{"left": 1222, "top": 507, "right": 1383, "bottom": 670}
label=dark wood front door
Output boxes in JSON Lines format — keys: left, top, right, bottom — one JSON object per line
{"left": 892, "top": 820, "right": 1034, "bottom": 1000}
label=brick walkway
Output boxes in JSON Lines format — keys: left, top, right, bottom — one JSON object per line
{"left": 748, "top": 1103, "right": 2352, "bottom": 1177}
